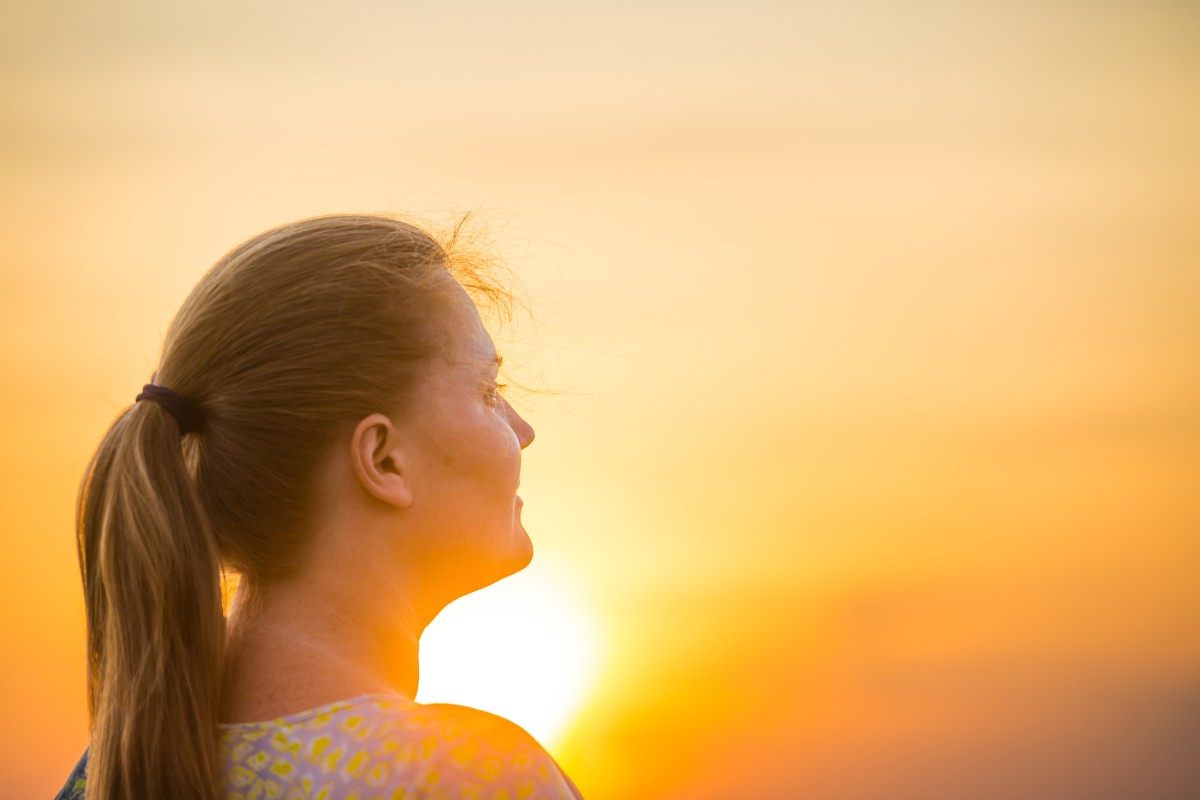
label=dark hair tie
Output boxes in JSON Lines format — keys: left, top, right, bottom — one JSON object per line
{"left": 136, "top": 384, "right": 203, "bottom": 435}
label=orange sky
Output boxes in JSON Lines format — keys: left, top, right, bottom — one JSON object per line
{"left": 3, "top": 1, "right": 1199, "bottom": 798}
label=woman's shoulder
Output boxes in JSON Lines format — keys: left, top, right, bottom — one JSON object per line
{"left": 218, "top": 693, "right": 582, "bottom": 799}
{"left": 417, "top": 705, "right": 585, "bottom": 800}
{"left": 408, "top": 699, "right": 547, "bottom": 750}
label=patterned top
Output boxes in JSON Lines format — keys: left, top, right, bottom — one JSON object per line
{"left": 55, "top": 694, "right": 583, "bottom": 800}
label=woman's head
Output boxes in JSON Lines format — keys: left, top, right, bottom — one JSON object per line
{"left": 75, "top": 213, "right": 527, "bottom": 799}
{"left": 154, "top": 214, "right": 478, "bottom": 584}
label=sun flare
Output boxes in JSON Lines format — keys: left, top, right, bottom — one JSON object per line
{"left": 416, "top": 560, "right": 602, "bottom": 749}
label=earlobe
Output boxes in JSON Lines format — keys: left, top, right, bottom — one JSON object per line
{"left": 350, "top": 413, "right": 415, "bottom": 509}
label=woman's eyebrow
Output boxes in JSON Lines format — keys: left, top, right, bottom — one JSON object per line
{"left": 472, "top": 354, "right": 502, "bottom": 376}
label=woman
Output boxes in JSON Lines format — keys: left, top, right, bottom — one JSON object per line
{"left": 56, "top": 214, "right": 584, "bottom": 800}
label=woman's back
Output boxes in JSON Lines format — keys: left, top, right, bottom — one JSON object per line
{"left": 58, "top": 694, "right": 582, "bottom": 800}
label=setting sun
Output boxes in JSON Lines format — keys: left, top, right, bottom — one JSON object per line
{"left": 416, "top": 559, "right": 603, "bottom": 749}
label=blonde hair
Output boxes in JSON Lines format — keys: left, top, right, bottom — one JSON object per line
{"left": 75, "top": 214, "right": 501, "bottom": 800}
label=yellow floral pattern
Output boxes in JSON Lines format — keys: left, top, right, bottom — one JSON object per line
{"left": 217, "top": 695, "right": 582, "bottom": 800}
{"left": 55, "top": 695, "right": 582, "bottom": 800}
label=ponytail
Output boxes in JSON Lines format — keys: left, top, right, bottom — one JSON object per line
{"left": 76, "top": 400, "right": 225, "bottom": 800}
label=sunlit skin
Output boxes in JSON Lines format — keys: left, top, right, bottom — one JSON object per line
{"left": 220, "top": 281, "right": 535, "bottom": 723}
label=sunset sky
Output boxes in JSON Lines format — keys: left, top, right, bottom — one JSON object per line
{"left": 3, "top": 1, "right": 1198, "bottom": 798}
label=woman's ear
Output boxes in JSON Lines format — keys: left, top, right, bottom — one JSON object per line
{"left": 349, "top": 413, "right": 415, "bottom": 508}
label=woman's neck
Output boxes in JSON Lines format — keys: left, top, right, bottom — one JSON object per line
{"left": 219, "top": 576, "right": 421, "bottom": 723}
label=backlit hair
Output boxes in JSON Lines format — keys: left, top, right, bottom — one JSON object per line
{"left": 75, "top": 214, "right": 505, "bottom": 800}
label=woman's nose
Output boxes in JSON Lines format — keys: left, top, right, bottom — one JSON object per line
{"left": 505, "top": 400, "right": 535, "bottom": 449}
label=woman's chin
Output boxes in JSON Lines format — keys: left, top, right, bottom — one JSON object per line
{"left": 510, "top": 499, "right": 533, "bottom": 566}
{"left": 502, "top": 522, "right": 535, "bottom": 575}
{"left": 462, "top": 526, "right": 534, "bottom": 597}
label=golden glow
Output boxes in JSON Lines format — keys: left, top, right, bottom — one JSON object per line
{"left": 7, "top": 1, "right": 1200, "bottom": 798}
{"left": 416, "top": 559, "right": 602, "bottom": 749}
